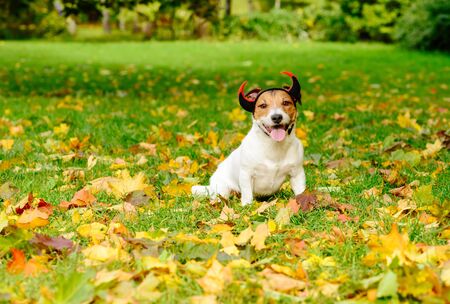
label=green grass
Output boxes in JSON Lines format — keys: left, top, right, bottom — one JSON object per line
{"left": 0, "top": 41, "right": 449, "bottom": 303}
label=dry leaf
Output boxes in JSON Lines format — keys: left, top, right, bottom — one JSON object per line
{"left": 251, "top": 223, "right": 269, "bottom": 250}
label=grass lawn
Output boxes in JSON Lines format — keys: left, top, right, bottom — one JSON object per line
{"left": 0, "top": 41, "right": 449, "bottom": 303}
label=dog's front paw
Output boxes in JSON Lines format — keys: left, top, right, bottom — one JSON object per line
{"left": 241, "top": 197, "right": 253, "bottom": 206}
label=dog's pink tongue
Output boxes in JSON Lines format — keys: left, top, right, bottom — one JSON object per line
{"left": 270, "top": 128, "right": 286, "bottom": 142}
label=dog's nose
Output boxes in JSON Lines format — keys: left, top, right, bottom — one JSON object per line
{"left": 271, "top": 114, "right": 283, "bottom": 124}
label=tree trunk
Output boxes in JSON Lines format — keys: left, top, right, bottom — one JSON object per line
{"left": 67, "top": 16, "right": 77, "bottom": 36}
{"left": 274, "top": 0, "right": 281, "bottom": 9}
{"left": 102, "top": 9, "right": 111, "bottom": 34}
{"left": 248, "top": 0, "right": 254, "bottom": 13}
{"left": 225, "top": 0, "right": 231, "bottom": 16}
{"left": 142, "top": 22, "right": 154, "bottom": 39}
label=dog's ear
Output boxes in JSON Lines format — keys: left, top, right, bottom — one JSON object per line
{"left": 246, "top": 88, "right": 261, "bottom": 100}
{"left": 238, "top": 81, "right": 261, "bottom": 112}
{"left": 281, "top": 71, "right": 302, "bottom": 106}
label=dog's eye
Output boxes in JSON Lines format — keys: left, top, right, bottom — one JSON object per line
{"left": 258, "top": 104, "right": 267, "bottom": 109}
{"left": 282, "top": 100, "right": 292, "bottom": 106}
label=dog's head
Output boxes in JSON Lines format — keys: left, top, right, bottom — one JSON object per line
{"left": 238, "top": 71, "right": 301, "bottom": 142}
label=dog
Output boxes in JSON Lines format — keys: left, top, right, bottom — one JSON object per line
{"left": 192, "top": 71, "right": 306, "bottom": 205}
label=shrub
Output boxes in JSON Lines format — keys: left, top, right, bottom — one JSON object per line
{"left": 0, "top": 0, "right": 66, "bottom": 39}
{"left": 301, "top": 0, "right": 356, "bottom": 42}
{"left": 395, "top": 0, "right": 450, "bottom": 51}
{"left": 220, "top": 9, "right": 306, "bottom": 41}
{"left": 341, "top": 0, "right": 410, "bottom": 42}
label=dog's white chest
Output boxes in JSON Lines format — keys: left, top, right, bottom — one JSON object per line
{"left": 240, "top": 129, "right": 302, "bottom": 196}
{"left": 251, "top": 159, "right": 295, "bottom": 195}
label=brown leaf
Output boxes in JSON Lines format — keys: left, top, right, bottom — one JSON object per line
{"left": 261, "top": 268, "right": 306, "bottom": 292}
{"left": 296, "top": 191, "right": 317, "bottom": 212}
{"left": 0, "top": 182, "right": 19, "bottom": 200}
{"left": 15, "top": 193, "right": 34, "bottom": 215}
{"left": 390, "top": 184, "right": 413, "bottom": 198}
{"left": 30, "top": 234, "right": 74, "bottom": 252}
{"left": 379, "top": 169, "right": 405, "bottom": 186}
{"left": 129, "top": 142, "right": 157, "bottom": 155}
{"left": 326, "top": 158, "right": 348, "bottom": 169}
{"left": 287, "top": 238, "right": 307, "bottom": 256}
{"left": 125, "top": 190, "right": 150, "bottom": 206}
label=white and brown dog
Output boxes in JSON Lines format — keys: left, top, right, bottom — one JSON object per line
{"left": 192, "top": 71, "right": 306, "bottom": 205}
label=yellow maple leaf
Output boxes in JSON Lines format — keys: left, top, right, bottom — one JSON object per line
{"left": 367, "top": 224, "right": 418, "bottom": 266}
{"left": 109, "top": 170, "right": 148, "bottom": 198}
{"left": 162, "top": 179, "right": 192, "bottom": 197}
{"left": 82, "top": 244, "right": 128, "bottom": 264}
{"left": 53, "top": 123, "right": 70, "bottom": 136}
{"left": 197, "top": 260, "right": 232, "bottom": 295}
{"left": 219, "top": 231, "right": 239, "bottom": 256}
{"left": 87, "top": 170, "right": 149, "bottom": 198}
{"left": 227, "top": 108, "right": 246, "bottom": 122}
{"left": 251, "top": 223, "right": 269, "bottom": 250}
{"left": 397, "top": 112, "right": 422, "bottom": 132}
{"left": 295, "top": 128, "right": 307, "bottom": 140}
{"left": 422, "top": 139, "right": 443, "bottom": 158}
{"left": 77, "top": 222, "right": 107, "bottom": 243}
{"left": 303, "top": 110, "right": 315, "bottom": 121}
{"left": 261, "top": 268, "right": 306, "bottom": 292}
{"left": 0, "top": 139, "right": 14, "bottom": 151}
{"left": 235, "top": 226, "right": 254, "bottom": 246}
{"left": 141, "top": 256, "right": 177, "bottom": 274}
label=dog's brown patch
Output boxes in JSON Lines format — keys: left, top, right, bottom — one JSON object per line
{"left": 254, "top": 90, "right": 297, "bottom": 121}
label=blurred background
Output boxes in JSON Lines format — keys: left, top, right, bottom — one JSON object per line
{"left": 0, "top": 0, "right": 448, "bottom": 51}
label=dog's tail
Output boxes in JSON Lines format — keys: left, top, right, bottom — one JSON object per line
{"left": 191, "top": 185, "right": 211, "bottom": 197}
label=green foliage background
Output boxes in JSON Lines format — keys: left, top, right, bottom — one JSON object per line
{"left": 0, "top": 1, "right": 448, "bottom": 51}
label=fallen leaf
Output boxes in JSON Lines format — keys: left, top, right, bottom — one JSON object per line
{"left": 7, "top": 248, "right": 48, "bottom": 276}
{"left": 16, "top": 209, "right": 50, "bottom": 229}
{"left": 275, "top": 207, "right": 291, "bottom": 227}
{"left": 219, "top": 231, "right": 239, "bottom": 256}
{"left": 218, "top": 205, "right": 240, "bottom": 222}
{"left": 287, "top": 238, "right": 307, "bottom": 256}
{"left": 377, "top": 270, "right": 398, "bottom": 298}
{"left": 261, "top": 268, "right": 306, "bottom": 292}
{"left": 190, "top": 295, "right": 217, "bottom": 304}
{"left": 0, "top": 181, "right": 19, "bottom": 200}
{"left": 77, "top": 222, "right": 107, "bottom": 242}
{"left": 296, "top": 191, "right": 317, "bottom": 212}
{"left": 235, "top": 226, "right": 254, "bottom": 246}
{"left": 390, "top": 184, "right": 413, "bottom": 198}
{"left": 397, "top": 112, "right": 422, "bottom": 132}
{"left": 60, "top": 189, "right": 96, "bottom": 210}
{"left": 422, "top": 139, "right": 442, "bottom": 158}
{"left": 30, "top": 234, "right": 74, "bottom": 251}
{"left": 197, "top": 260, "right": 232, "bottom": 295}
{"left": 251, "top": 223, "right": 269, "bottom": 250}
{"left": 253, "top": 199, "right": 277, "bottom": 215}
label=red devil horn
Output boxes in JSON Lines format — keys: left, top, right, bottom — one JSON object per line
{"left": 281, "top": 71, "right": 301, "bottom": 105}
{"left": 238, "top": 81, "right": 256, "bottom": 112}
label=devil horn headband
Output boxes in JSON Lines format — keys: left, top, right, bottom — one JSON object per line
{"left": 238, "top": 71, "right": 301, "bottom": 113}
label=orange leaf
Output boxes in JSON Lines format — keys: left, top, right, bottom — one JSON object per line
{"left": 60, "top": 189, "right": 96, "bottom": 210}
{"left": 7, "top": 248, "right": 26, "bottom": 274}
{"left": 16, "top": 209, "right": 49, "bottom": 229}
